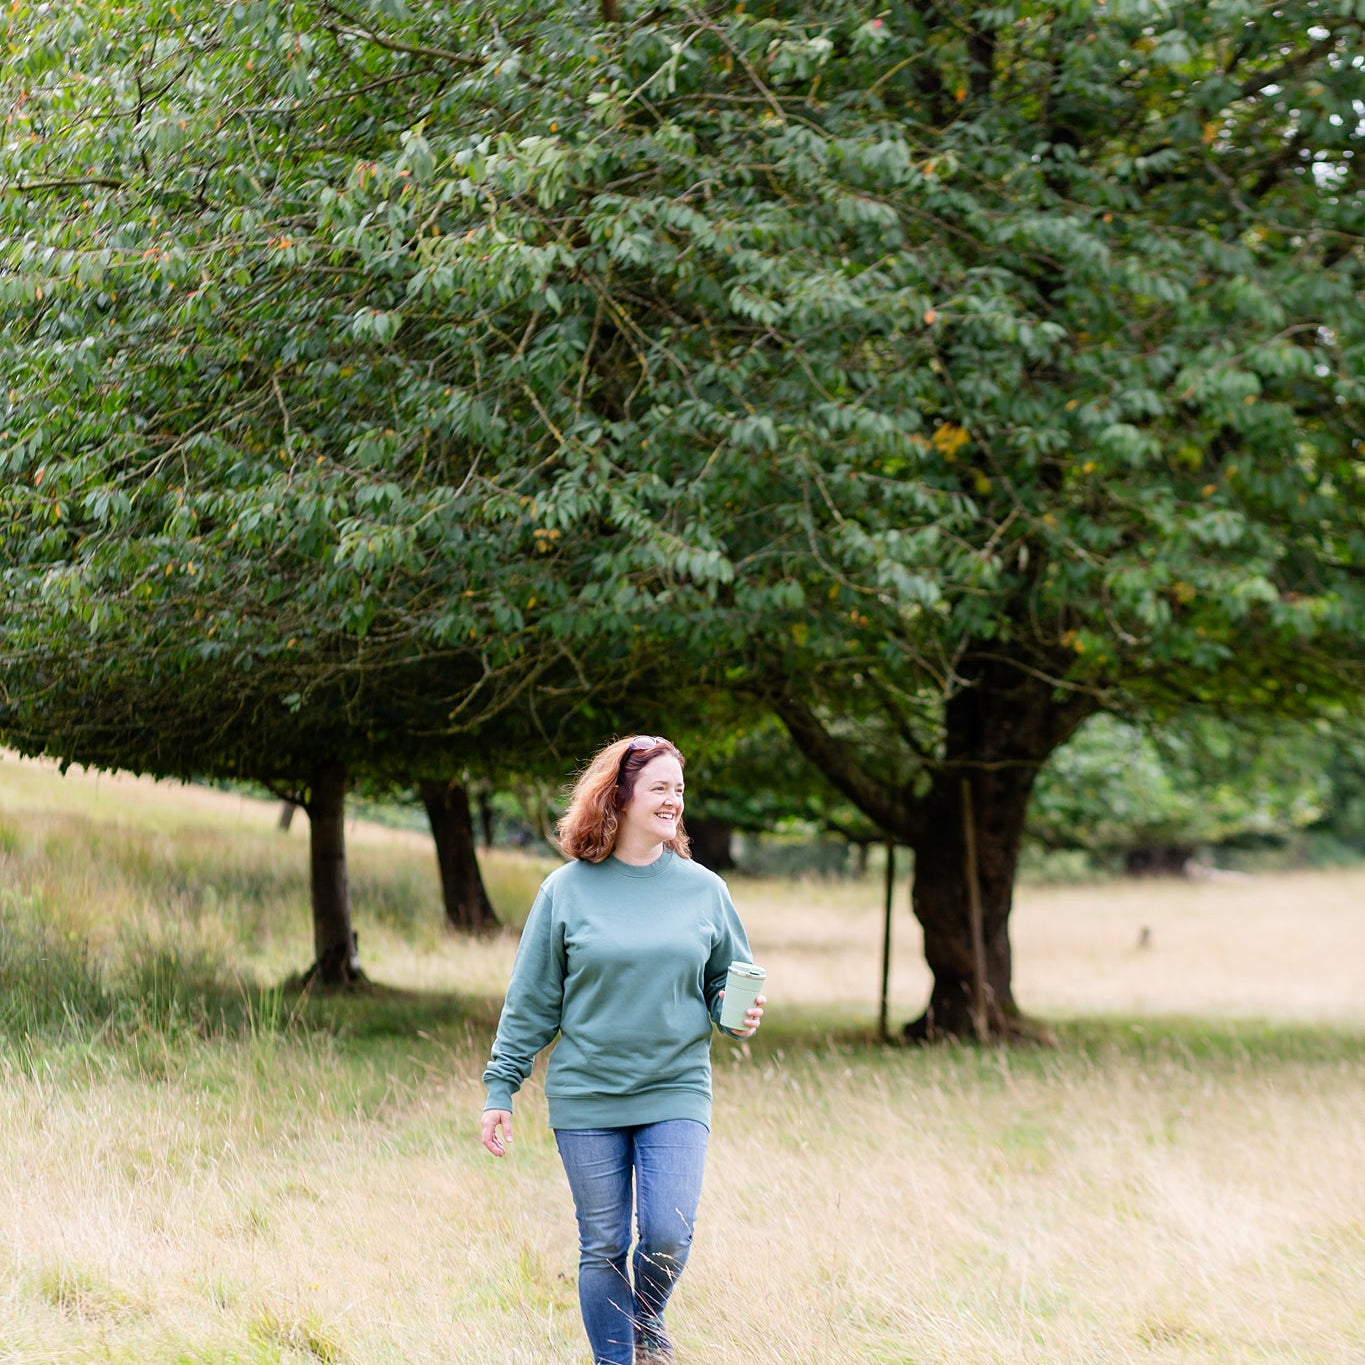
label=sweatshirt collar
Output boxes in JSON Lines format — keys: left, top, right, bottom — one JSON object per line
{"left": 606, "top": 849, "right": 676, "bottom": 878}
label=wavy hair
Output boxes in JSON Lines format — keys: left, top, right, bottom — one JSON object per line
{"left": 556, "top": 736, "right": 692, "bottom": 863}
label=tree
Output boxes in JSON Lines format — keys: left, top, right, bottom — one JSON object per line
{"left": 384, "top": 0, "right": 1359, "bottom": 1036}
{"left": 327, "top": 0, "right": 1357, "bottom": 1035}
{"left": 741, "top": 0, "right": 1365, "bottom": 1034}
{"left": 418, "top": 779, "right": 499, "bottom": 931}
{"left": 0, "top": 0, "right": 615, "bottom": 978}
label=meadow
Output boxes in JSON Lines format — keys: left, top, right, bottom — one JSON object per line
{"left": 1, "top": 752, "right": 1362, "bottom": 1365}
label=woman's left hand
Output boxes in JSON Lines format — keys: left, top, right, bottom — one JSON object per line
{"left": 733, "top": 993, "right": 765, "bottom": 1038}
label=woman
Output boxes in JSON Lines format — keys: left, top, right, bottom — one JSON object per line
{"left": 481, "top": 735, "right": 765, "bottom": 1365}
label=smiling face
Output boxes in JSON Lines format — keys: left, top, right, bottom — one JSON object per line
{"left": 616, "top": 753, "right": 685, "bottom": 859}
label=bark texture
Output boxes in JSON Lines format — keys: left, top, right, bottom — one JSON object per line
{"left": 421, "top": 778, "right": 499, "bottom": 932}
{"left": 903, "top": 657, "right": 1094, "bottom": 1040}
{"left": 303, "top": 758, "right": 365, "bottom": 987}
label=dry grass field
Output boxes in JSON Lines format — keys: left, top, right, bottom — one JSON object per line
{"left": 1, "top": 752, "right": 1363, "bottom": 1365}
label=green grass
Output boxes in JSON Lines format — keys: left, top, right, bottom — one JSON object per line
{"left": 1, "top": 752, "right": 1363, "bottom": 1364}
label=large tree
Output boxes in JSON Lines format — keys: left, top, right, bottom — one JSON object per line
{"left": 365, "top": 0, "right": 1358, "bottom": 1036}
{"left": 316, "top": 0, "right": 1357, "bottom": 1036}
{"left": 0, "top": 0, "right": 630, "bottom": 976}
{"left": 743, "top": 0, "right": 1365, "bottom": 1035}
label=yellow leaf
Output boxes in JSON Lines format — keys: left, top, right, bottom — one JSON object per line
{"left": 930, "top": 423, "right": 969, "bottom": 457}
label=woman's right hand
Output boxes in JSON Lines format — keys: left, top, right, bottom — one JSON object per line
{"left": 481, "top": 1108, "right": 513, "bottom": 1157}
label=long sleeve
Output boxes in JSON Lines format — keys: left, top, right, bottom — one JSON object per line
{"left": 482, "top": 886, "right": 565, "bottom": 1113}
{"left": 704, "top": 882, "right": 754, "bottom": 1035}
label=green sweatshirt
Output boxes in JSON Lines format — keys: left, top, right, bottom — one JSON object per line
{"left": 482, "top": 850, "right": 754, "bottom": 1130}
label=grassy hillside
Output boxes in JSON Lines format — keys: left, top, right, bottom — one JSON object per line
{"left": 1, "top": 753, "right": 1362, "bottom": 1364}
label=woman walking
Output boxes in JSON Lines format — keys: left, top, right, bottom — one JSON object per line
{"left": 480, "top": 735, "right": 765, "bottom": 1365}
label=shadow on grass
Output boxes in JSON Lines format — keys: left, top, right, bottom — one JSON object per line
{"left": 288, "top": 978, "right": 505, "bottom": 1042}
{"left": 3, "top": 876, "right": 1360, "bottom": 1077}
{"left": 285, "top": 983, "right": 1365, "bottom": 1074}
{"left": 756, "top": 1011, "right": 1365, "bottom": 1079}
{"left": 0, "top": 906, "right": 501, "bottom": 1073}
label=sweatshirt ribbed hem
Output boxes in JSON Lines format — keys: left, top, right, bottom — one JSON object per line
{"left": 548, "top": 1085, "right": 712, "bottom": 1131}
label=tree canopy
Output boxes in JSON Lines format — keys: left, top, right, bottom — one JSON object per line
{"left": 3, "top": 0, "right": 1363, "bottom": 1026}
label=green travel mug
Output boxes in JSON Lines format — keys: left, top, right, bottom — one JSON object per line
{"left": 719, "top": 961, "right": 766, "bottom": 1030}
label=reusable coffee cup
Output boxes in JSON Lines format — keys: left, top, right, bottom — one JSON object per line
{"left": 719, "top": 961, "right": 766, "bottom": 1030}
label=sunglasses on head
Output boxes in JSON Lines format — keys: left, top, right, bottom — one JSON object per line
{"left": 626, "top": 735, "right": 668, "bottom": 751}
{"left": 617, "top": 735, "right": 670, "bottom": 783}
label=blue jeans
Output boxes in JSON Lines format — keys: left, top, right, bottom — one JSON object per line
{"left": 554, "top": 1120, "right": 709, "bottom": 1365}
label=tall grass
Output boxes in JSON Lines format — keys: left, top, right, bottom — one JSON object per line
{"left": 1, "top": 753, "right": 1363, "bottom": 1364}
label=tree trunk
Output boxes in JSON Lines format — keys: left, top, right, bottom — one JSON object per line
{"left": 687, "top": 815, "right": 735, "bottom": 871}
{"left": 779, "top": 649, "right": 1095, "bottom": 1042}
{"left": 303, "top": 759, "right": 365, "bottom": 987}
{"left": 854, "top": 841, "right": 872, "bottom": 878}
{"left": 905, "top": 766, "right": 1033, "bottom": 1040}
{"left": 476, "top": 783, "right": 496, "bottom": 849}
{"left": 420, "top": 778, "right": 499, "bottom": 932}
{"left": 904, "top": 658, "right": 1095, "bottom": 1042}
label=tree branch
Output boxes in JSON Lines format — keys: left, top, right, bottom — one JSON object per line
{"left": 6, "top": 178, "right": 125, "bottom": 195}
{"left": 776, "top": 694, "right": 925, "bottom": 844}
{"left": 317, "top": 2, "right": 484, "bottom": 69}
{"left": 1238, "top": 27, "right": 1347, "bottom": 101}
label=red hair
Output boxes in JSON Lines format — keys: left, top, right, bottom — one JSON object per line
{"left": 557, "top": 736, "right": 692, "bottom": 863}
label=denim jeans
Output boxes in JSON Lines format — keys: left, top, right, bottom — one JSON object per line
{"left": 554, "top": 1120, "right": 709, "bottom": 1365}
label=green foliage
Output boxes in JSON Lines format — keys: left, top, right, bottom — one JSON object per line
{"left": 2, "top": 1, "right": 1363, "bottom": 1015}
{"left": 0, "top": 0, "right": 615, "bottom": 787}
{"left": 1028, "top": 713, "right": 1333, "bottom": 861}
{"left": 5, "top": 2, "right": 1355, "bottom": 709}
{"left": 5, "top": 0, "right": 1363, "bottom": 754}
